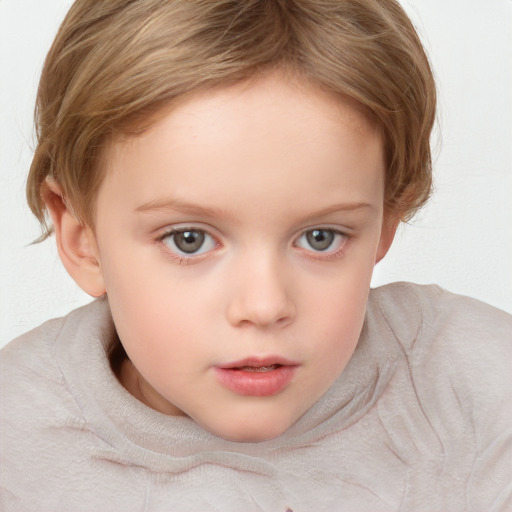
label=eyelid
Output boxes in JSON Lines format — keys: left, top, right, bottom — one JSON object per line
{"left": 156, "top": 222, "right": 221, "bottom": 242}
{"left": 293, "top": 226, "right": 350, "bottom": 257}
{"left": 157, "top": 224, "right": 221, "bottom": 261}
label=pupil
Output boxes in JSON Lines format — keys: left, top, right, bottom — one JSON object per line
{"left": 307, "top": 229, "right": 334, "bottom": 251}
{"left": 175, "top": 231, "right": 204, "bottom": 253}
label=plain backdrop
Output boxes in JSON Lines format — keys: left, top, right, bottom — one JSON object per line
{"left": 1, "top": 0, "right": 511, "bottom": 348}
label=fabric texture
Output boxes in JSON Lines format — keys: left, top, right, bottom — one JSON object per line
{"left": 1, "top": 282, "right": 511, "bottom": 511}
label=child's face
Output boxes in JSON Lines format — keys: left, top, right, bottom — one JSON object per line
{"left": 90, "top": 72, "right": 393, "bottom": 442}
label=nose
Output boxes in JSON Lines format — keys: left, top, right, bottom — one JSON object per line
{"left": 225, "top": 252, "right": 296, "bottom": 329}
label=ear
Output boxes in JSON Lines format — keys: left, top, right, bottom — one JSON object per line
{"left": 375, "top": 213, "right": 399, "bottom": 264}
{"left": 42, "top": 178, "right": 106, "bottom": 297}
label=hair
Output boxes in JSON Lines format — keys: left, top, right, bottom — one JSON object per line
{"left": 27, "top": 0, "right": 436, "bottom": 238}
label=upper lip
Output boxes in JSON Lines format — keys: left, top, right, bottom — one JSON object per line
{"left": 217, "top": 356, "right": 299, "bottom": 369}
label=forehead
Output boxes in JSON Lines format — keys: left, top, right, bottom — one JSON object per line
{"left": 109, "top": 70, "right": 379, "bottom": 156}
{"left": 98, "top": 71, "right": 384, "bottom": 218}
{"left": 191, "top": 72, "right": 371, "bottom": 138}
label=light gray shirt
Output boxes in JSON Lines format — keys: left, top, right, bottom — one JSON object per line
{"left": 1, "top": 283, "right": 511, "bottom": 511}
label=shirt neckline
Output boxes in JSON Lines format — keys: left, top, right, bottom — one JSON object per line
{"left": 53, "top": 291, "right": 401, "bottom": 469}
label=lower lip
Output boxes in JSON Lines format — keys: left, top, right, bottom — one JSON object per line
{"left": 214, "top": 365, "right": 297, "bottom": 397}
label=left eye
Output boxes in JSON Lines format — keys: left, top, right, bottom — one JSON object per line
{"left": 295, "top": 228, "right": 345, "bottom": 253}
{"left": 161, "top": 229, "right": 217, "bottom": 256}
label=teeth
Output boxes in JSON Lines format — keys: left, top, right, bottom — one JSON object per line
{"left": 238, "top": 365, "right": 278, "bottom": 372}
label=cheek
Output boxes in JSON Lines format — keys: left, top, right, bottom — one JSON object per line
{"left": 318, "top": 292, "right": 367, "bottom": 361}
{"left": 304, "top": 261, "right": 373, "bottom": 370}
{"left": 96, "top": 244, "right": 168, "bottom": 350}
{"left": 100, "top": 250, "right": 214, "bottom": 367}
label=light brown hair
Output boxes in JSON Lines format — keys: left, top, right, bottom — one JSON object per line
{"left": 27, "top": 0, "right": 436, "bottom": 237}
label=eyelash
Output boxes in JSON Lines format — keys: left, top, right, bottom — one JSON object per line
{"left": 294, "top": 228, "right": 349, "bottom": 260}
{"left": 157, "top": 226, "right": 350, "bottom": 263}
{"left": 157, "top": 227, "right": 220, "bottom": 264}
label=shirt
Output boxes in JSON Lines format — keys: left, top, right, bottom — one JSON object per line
{"left": 1, "top": 282, "right": 511, "bottom": 511}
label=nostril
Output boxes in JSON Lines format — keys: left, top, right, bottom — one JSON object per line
{"left": 276, "top": 315, "right": 291, "bottom": 326}
{"left": 225, "top": 270, "right": 296, "bottom": 328}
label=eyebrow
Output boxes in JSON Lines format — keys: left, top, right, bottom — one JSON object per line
{"left": 135, "top": 198, "right": 232, "bottom": 219}
{"left": 135, "top": 197, "right": 374, "bottom": 219}
{"left": 305, "top": 202, "right": 374, "bottom": 217}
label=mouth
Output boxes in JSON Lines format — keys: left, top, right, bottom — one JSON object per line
{"left": 214, "top": 357, "right": 298, "bottom": 397}
{"left": 220, "top": 356, "right": 298, "bottom": 370}
{"left": 234, "top": 364, "right": 282, "bottom": 372}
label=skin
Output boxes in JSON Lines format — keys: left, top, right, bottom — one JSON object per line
{"left": 45, "top": 71, "right": 397, "bottom": 442}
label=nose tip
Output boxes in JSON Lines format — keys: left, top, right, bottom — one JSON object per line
{"left": 225, "top": 263, "right": 296, "bottom": 329}
{"left": 231, "top": 299, "right": 295, "bottom": 329}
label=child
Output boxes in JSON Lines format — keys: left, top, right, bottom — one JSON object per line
{"left": 1, "top": 0, "right": 510, "bottom": 510}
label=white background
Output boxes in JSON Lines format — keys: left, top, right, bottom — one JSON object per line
{"left": 1, "top": 0, "right": 511, "bottom": 348}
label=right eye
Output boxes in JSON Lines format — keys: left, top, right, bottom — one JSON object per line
{"left": 161, "top": 228, "right": 217, "bottom": 257}
{"left": 294, "top": 228, "right": 346, "bottom": 253}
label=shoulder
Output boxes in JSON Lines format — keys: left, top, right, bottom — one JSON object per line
{"left": 0, "top": 299, "right": 113, "bottom": 413}
{"left": 369, "top": 281, "right": 512, "bottom": 429}
{"left": 369, "top": 283, "right": 512, "bottom": 506}
{"left": 0, "top": 303, "right": 103, "bottom": 425}
{"left": 0, "top": 301, "right": 103, "bottom": 388}
{"left": 0, "top": 300, "right": 114, "bottom": 507}
{"left": 369, "top": 281, "right": 512, "bottom": 354}
{"left": 0, "top": 315, "right": 68, "bottom": 401}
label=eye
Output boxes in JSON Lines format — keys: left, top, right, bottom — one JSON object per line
{"left": 161, "top": 228, "right": 217, "bottom": 256}
{"left": 295, "top": 228, "right": 346, "bottom": 253}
